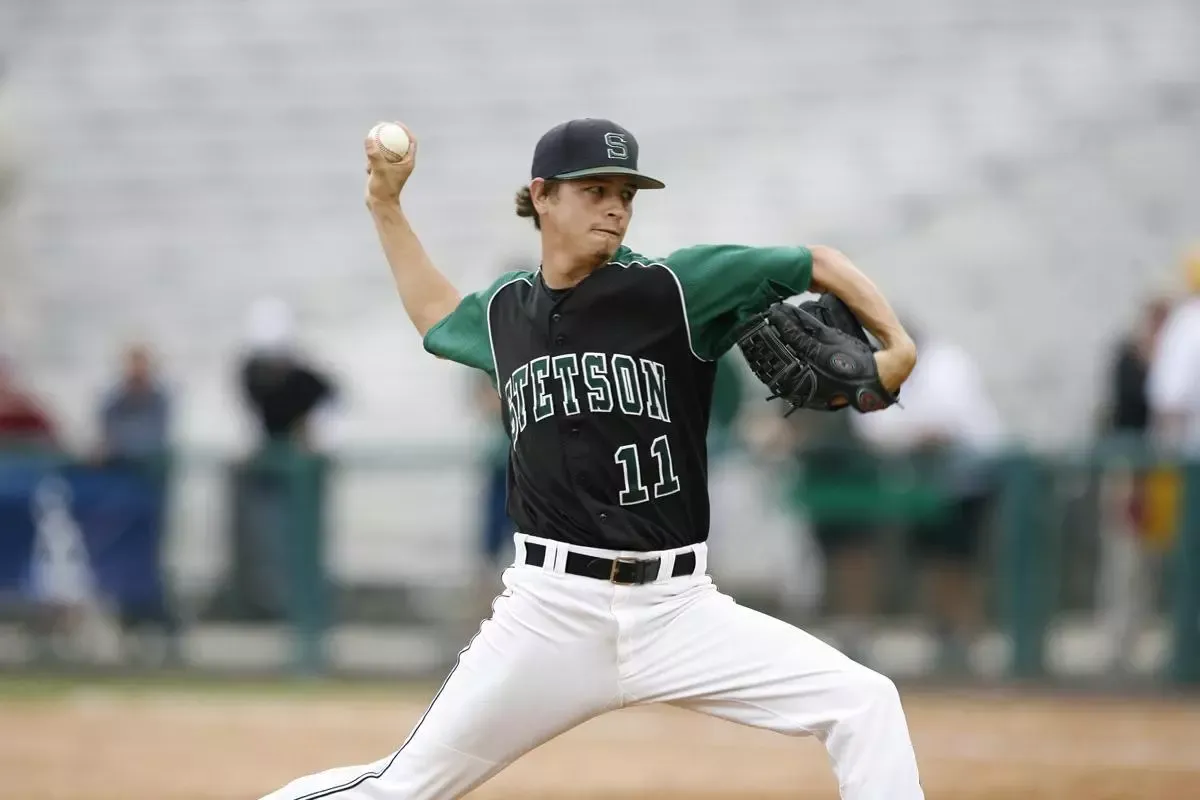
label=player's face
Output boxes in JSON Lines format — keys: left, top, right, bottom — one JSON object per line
{"left": 542, "top": 177, "right": 637, "bottom": 261}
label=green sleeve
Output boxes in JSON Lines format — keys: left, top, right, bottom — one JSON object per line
{"left": 422, "top": 270, "right": 531, "bottom": 377}
{"left": 664, "top": 244, "right": 813, "bottom": 360}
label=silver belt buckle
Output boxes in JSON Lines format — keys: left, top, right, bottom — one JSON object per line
{"left": 609, "top": 557, "right": 642, "bottom": 585}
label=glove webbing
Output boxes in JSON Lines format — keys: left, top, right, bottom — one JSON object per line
{"left": 736, "top": 316, "right": 817, "bottom": 416}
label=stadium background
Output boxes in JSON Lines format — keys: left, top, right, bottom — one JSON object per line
{"left": 2, "top": 0, "right": 1200, "bottom": 797}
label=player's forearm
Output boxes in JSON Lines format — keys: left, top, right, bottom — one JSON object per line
{"left": 809, "top": 246, "right": 913, "bottom": 354}
{"left": 368, "top": 199, "right": 461, "bottom": 337}
{"left": 809, "top": 245, "right": 916, "bottom": 393}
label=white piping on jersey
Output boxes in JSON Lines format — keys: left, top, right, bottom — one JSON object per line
{"left": 486, "top": 273, "right": 535, "bottom": 396}
{"left": 490, "top": 261, "right": 707, "bottom": 384}
{"left": 621, "top": 259, "right": 709, "bottom": 363}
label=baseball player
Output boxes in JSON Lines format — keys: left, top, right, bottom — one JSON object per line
{"left": 260, "top": 118, "right": 923, "bottom": 800}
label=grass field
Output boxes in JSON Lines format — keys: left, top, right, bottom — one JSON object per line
{"left": 3, "top": 676, "right": 1199, "bottom": 799}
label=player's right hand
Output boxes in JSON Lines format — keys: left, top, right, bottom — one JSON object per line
{"left": 364, "top": 122, "right": 417, "bottom": 208}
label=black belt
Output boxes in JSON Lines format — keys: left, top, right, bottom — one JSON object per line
{"left": 522, "top": 542, "right": 697, "bottom": 585}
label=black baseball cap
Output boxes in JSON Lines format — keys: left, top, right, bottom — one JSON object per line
{"left": 531, "top": 118, "right": 665, "bottom": 190}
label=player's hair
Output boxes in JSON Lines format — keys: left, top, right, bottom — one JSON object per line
{"left": 514, "top": 180, "right": 560, "bottom": 230}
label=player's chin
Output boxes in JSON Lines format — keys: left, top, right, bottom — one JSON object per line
{"left": 588, "top": 229, "right": 624, "bottom": 258}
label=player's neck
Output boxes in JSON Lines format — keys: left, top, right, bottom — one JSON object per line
{"left": 539, "top": 246, "right": 609, "bottom": 290}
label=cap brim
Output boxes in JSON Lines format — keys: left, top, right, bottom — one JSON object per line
{"left": 552, "top": 166, "right": 666, "bottom": 190}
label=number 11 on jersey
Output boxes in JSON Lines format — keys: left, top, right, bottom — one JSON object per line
{"left": 614, "top": 434, "right": 681, "bottom": 506}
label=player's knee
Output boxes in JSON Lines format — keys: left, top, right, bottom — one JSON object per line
{"left": 841, "top": 665, "right": 902, "bottom": 716}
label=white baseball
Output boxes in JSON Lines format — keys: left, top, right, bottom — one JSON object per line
{"left": 370, "top": 122, "right": 410, "bottom": 162}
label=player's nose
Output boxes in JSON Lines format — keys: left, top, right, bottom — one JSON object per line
{"left": 604, "top": 203, "right": 627, "bottom": 220}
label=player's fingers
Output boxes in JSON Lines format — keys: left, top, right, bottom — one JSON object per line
{"left": 363, "top": 123, "right": 391, "bottom": 164}
{"left": 395, "top": 122, "right": 417, "bottom": 162}
{"left": 364, "top": 144, "right": 387, "bottom": 167}
{"left": 364, "top": 145, "right": 413, "bottom": 175}
{"left": 376, "top": 121, "right": 417, "bottom": 167}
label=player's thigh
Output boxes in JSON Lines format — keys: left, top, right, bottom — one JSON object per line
{"left": 261, "top": 571, "right": 622, "bottom": 800}
{"left": 626, "top": 584, "right": 895, "bottom": 735}
{"left": 412, "top": 569, "right": 621, "bottom": 761}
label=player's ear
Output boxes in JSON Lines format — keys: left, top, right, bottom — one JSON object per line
{"left": 530, "top": 178, "right": 559, "bottom": 215}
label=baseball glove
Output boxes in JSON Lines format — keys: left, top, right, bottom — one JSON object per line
{"left": 736, "top": 293, "right": 899, "bottom": 415}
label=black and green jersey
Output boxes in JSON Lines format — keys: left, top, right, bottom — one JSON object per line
{"left": 424, "top": 244, "right": 812, "bottom": 551}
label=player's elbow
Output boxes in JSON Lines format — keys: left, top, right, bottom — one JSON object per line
{"left": 808, "top": 245, "right": 852, "bottom": 293}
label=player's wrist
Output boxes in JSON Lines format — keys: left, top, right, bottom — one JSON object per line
{"left": 366, "top": 194, "right": 403, "bottom": 215}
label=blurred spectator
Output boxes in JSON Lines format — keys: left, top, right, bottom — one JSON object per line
{"left": 1096, "top": 294, "right": 1173, "bottom": 673}
{"left": 1097, "top": 246, "right": 1200, "bottom": 672}
{"left": 93, "top": 343, "right": 179, "bottom": 659}
{"left": 238, "top": 298, "right": 338, "bottom": 451}
{"left": 852, "top": 320, "right": 1004, "bottom": 672}
{"left": 1147, "top": 246, "right": 1200, "bottom": 447}
{"left": 0, "top": 355, "right": 57, "bottom": 449}
{"left": 783, "top": 408, "right": 882, "bottom": 662}
{"left": 1143, "top": 248, "right": 1200, "bottom": 554}
{"left": 216, "top": 298, "right": 339, "bottom": 621}
{"left": 0, "top": 356, "right": 76, "bottom": 661}
{"left": 1105, "top": 297, "right": 1172, "bottom": 435}
{"left": 97, "top": 343, "right": 171, "bottom": 462}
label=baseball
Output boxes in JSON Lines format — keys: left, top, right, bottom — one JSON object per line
{"left": 370, "top": 122, "right": 411, "bottom": 162}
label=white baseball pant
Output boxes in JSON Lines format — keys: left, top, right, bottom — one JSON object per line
{"left": 259, "top": 534, "right": 924, "bottom": 800}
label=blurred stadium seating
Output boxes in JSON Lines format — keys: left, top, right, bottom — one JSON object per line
{"left": 1, "top": 0, "right": 1197, "bottom": 443}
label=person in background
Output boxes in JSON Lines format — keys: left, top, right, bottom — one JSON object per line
{"left": 1108, "top": 298, "right": 1173, "bottom": 436}
{"left": 1096, "top": 293, "right": 1173, "bottom": 674}
{"left": 740, "top": 394, "right": 882, "bottom": 660}
{"left": 1148, "top": 246, "right": 1200, "bottom": 447}
{"left": 787, "top": 407, "right": 883, "bottom": 663}
{"left": 0, "top": 354, "right": 68, "bottom": 659}
{"left": 220, "top": 298, "right": 339, "bottom": 621}
{"left": 238, "top": 298, "right": 338, "bottom": 452}
{"left": 94, "top": 342, "right": 179, "bottom": 660}
{"left": 1108, "top": 245, "right": 1200, "bottom": 674}
{"left": 97, "top": 343, "right": 170, "bottom": 463}
{"left": 0, "top": 355, "right": 57, "bottom": 450}
{"left": 852, "top": 319, "right": 1003, "bottom": 673}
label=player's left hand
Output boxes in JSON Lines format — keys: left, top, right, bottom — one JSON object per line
{"left": 872, "top": 340, "right": 917, "bottom": 396}
{"left": 736, "top": 294, "right": 902, "bottom": 415}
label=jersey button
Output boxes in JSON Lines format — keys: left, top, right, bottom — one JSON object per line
{"left": 552, "top": 313, "right": 562, "bottom": 322}
{"left": 599, "top": 512, "right": 608, "bottom": 521}
{"left": 555, "top": 334, "right": 566, "bottom": 345}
